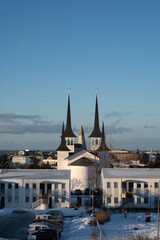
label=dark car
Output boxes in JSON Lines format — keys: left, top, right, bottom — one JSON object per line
{"left": 33, "top": 228, "right": 58, "bottom": 240}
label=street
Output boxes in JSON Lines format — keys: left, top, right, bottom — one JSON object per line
{"left": 0, "top": 210, "right": 35, "bottom": 240}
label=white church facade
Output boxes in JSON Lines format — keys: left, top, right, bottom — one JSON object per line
{"left": 56, "top": 91, "right": 110, "bottom": 192}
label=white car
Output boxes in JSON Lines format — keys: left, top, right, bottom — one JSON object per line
{"left": 27, "top": 222, "right": 55, "bottom": 238}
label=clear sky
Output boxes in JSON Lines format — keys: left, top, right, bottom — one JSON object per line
{"left": 0, "top": 0, "right": 160, "bottom": 151}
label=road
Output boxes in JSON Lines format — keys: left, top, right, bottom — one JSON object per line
{"left": 0, "top": 210, "right": 35, "bottom": 240}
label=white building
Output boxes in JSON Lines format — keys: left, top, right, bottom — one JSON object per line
{"left": 56, "top": 91, "right": 109, "bottom": 192}
{"left": 101, "top": 168, "right": 160, "bottom": 209}
{"left": 0, "top": 169, "right": 70, "bottom": 209}
{"left": 12, "top": 156, "right": 31, "bottom": 164}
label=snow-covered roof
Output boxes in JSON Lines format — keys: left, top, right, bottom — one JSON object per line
{"left": 102, "top": 168, "right": 160, "bottom": 179}
{"left": 0, "top": 169, "right": 70, "bottom": 180}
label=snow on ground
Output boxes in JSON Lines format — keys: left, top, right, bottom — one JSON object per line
{"left": 0, "top": 208, "right": 159, "bottom": 239}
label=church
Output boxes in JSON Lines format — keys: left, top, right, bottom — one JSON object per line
{"left": 56, "top": 91, "right": 110, "bottom": 192}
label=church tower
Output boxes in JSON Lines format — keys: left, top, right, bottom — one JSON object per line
{"left": 97, "top": 121, "right": 110, "bottom": 168}
{"left": 64, "top": 89, "right": 76, "bottom": 152}
{"left": 89, "top": 90, "right": 102, "bottom": 151}
{"left": 57, "top": 121, "right": 70, "bottom": 169}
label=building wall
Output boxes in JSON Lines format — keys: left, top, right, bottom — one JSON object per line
{"left": 12, "top": 156, "right": 30, "bottom": 164}
{"left": 102, "top": 176, "right": 160, "bottom": 209}
{"left": 0, "top": 177, "right": 70, "bottom": 209}
{"left": 70, "top": 165, "right": 96, "bottom": 191}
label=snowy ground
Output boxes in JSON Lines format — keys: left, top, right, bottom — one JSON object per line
{"left": 0, "top": 208, "right": 159, "bottom": 240}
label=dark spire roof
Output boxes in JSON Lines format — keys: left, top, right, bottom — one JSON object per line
{"left": 64, "top": 91, "right": 76, "bottom": 138}
{"left": 97, "top": 121, "right": 110, "bottom": 152}
{"left": 57, "top": 122, "right": 70, "bottom": 151}
{"left": 89, "top": 92, "right": 102, "bottom": 138}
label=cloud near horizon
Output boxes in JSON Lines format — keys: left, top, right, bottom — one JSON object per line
{"left": 0, "top": 113, "right": 133, "bottom": 135}
{"left": 0, "top": 113, "right": 62, "bottom": 134}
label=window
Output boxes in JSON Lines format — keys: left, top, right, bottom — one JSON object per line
{"left": 137, "top": 197, "right": 141, "bottom": 204}
{"left": 32, "top": 197, "right": 36, "bottom": 202}
{"left": 15, "top": 183, "right": 19, "bottom": 189}
{"left": 33, "top": 183, "right": 36, "bottom": 189}
{"left": 107, "top": 182, "right": 111, "bottom": 188}
{"left": 55, "top": 197, "right": 59, "bottom": 203}
{"left": 15, "top": 196, "right": 19, "bottom": 203}
{"left": 8, "top": 196, "right": 12, "bottom": 202}
{"left": 62, "top": 183, "right": 66, "bottom": 189}
{"left": 122, "top": 182, "right": 126, "bottom": 189}
{"left": 62, "top": 196, "right": 66, "bottom": 202}
{"left": 8, "top": 183, "right": 12, "bottom": 189}
{"left": 71, "top": 139, "right": 73, "bottom": 145}
{"left": 95, "top": 139, "right": 98, "bottom": 145}
{"left": 137, "top": 183, "right": 141, "bottom": 188}
{"left": 26, "top": 197, "right": 29, "bottom": 202}
{"left": 67, "top": 139, "right": 70, "bottom": 145}
{"left": 92, "top": 139, "right": 94, "bottom": 146}
{"left": 35, "top": 226, "right": 41, "bottom": 231}
{"left": 114, "top": 182, "right": 118, "bottom": 188}
{"left": 144, "top": 197, "right": 148, "bottom": 204}
{"left": 55, "top": 183, "right": 58, "bottom": 189}
{"left": 114, "top": 198, "right": 118, "bottom": 204}
{"left": 144, "top": 183, "right": 148, "bottom": 188}
{"left": 107, "top": 197, "right": 111, "bottom": 203}
{"left": 25, "top": 183, "right": 29, "bottom": 189}
{"left": 155, "top": 182, "right": 159, "bottom": 188}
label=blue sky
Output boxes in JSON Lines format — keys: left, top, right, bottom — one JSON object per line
{"left": 0, "top": 0, "right": 160, "bottom": 151}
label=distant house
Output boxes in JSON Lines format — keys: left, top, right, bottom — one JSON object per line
{"left": 101, "top": 168, "right": 160, "bottom": 209}
{"left": 0, "top": 169, "right": 70, "bottom": 209}
{"left": 12, "top": 156, "right": 31, "bottom": 164}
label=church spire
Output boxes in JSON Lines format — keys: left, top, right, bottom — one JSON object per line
{"left": 57, "top": 122, "right": 70, "bottom": 151}
{"left": 78, "top": 125, "right": 86, "bottom": 150}
{"left": 89, "top": 90, "right": 102, "bottom": 138}
{"left": 64, "top": 89, "right": 76, "bottom": 138}
{"left": 97, "top": 121, "right": 110, "bottom": 152}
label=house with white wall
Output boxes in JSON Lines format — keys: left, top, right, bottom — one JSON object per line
{"left": 0, "top": 169, "right": 70, "bottom": 209}
{"left": 101, "top": 168, "right": 160, "bottom": 209}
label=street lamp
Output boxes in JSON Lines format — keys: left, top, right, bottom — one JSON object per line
{"left": 150, "top": 185, "right": 152, "bottom": 210}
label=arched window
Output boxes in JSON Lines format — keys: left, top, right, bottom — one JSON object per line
{"left": 67, "top": 139, "right": 70, "bottom": 145}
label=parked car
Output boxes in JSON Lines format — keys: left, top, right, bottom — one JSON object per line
{"left": 47, "top": 211, "right": 63, "bottom": 222}
{"left": 47, "top": 211, "right": 63, "bottom": 232}
{"left": 27, "top": 222, "right": 56, "bottom": 238}
{"left": 35, "top": 214, "right": 63, "bottom": 235}
{"left": 28, "top": 228, "right": 58, "bottom": 240}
